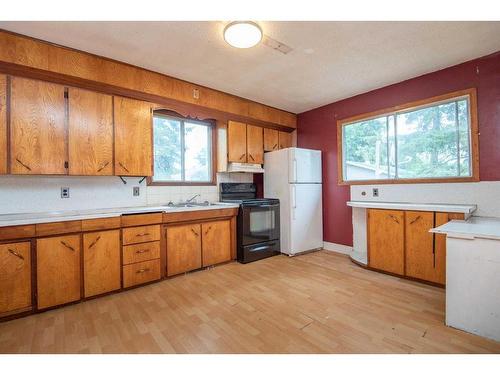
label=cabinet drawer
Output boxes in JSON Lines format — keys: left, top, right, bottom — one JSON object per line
{"left": 122, "top": 225, "right": 160, "bottom": 245}
{"left": 123, "top": 259, "right": 161, "bottom": 288}
{"left": 122, "top": 241, "right": 160, "bottom": 265}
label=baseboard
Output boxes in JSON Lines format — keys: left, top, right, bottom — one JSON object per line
{"left": 323, "top": 241, "right": 353, "bottom": 255}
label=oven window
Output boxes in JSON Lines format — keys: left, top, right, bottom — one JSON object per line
{"left": 250, "top": 210, "right": 276, "bottom": 235}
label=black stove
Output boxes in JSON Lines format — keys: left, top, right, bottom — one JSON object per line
{"left": 220, "top": 183, "right": 280, "bottom": 263}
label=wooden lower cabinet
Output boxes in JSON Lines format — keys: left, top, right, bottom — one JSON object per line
{"left": 36, "top": 235, "right": 81, "bottom": 309}
{"left": 83, "top": 230, "right": 121, "bottom": 298}
{"left": 368, "top": 209, "right": 405, "bottom": 275}
{"left": 0, "top": 242, "right": 32, "bottom": 316}
{"left": 166, "top": 224, "right": 202, "bottom": 276}
{"left": 434, "top": 212, "right": 465, "bottom": 285}
{"left": 405, "top": 211, "right": 435, "bottom": 281}
{"left": 202, "top": 220, "right": 231, "bottom": 267}
{"left": 123, "top": 259, "right": 161, "bottom": 288}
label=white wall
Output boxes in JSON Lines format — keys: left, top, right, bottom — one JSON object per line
{"left": 0, "top": 173, "right": 253, "bottom": 215}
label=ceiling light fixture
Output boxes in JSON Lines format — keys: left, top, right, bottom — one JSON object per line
{"left": 223, "top": 21, "right": 263, "bottom": 49}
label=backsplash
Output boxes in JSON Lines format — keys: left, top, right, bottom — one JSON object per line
{"left": 0, "top": 173, "right": 253, "bottom": 215}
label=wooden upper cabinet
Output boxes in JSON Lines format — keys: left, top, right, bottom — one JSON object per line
{"left": 10, "top": 77, "right": 67, "bottom": 175}
{"left": 114, "top": 96, "right": 152, "bottom": 176}
{"left": 368, "top": 209, "right": 404, "bottom": 275}
{"left": 0, "top": 242, "right": 32, "bottom": 316}
{"left": 227, "top": 120, "right": 247, "bottom": 163}
{"left": 36, "top": 234, "right": 81, "bottom": 309}
{"left": 0, "top": 75, "right": 6, "bottom": 174}
{"left": 405, "top": 211, "right": 435, "bottom": 282}
{"left": 202, "top": 220, "right": 231, "bottom": 267}
{"left": 68, "top": 88, "right": 113, "bottom": 175}
{"left": 166, "top": 224, "right": 202, "bottom": 276}
{"left": 83, "top": 230, "right": 121, "bottom": 298}
{"left": 278, "top": 131, "right": 293, "bottom": 149}
{"left": 264, "top": 128, "right": 279, "bottom": 152}
{"left": 246, "top": 125, "right": 264, "bottom": 164}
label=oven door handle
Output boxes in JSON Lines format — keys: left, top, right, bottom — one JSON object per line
{"left": 243, "top": 203, "right": 279, "bottom": 208}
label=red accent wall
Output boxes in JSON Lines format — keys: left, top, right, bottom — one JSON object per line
{"left": 297, "top": 51, "right": 500, "bottom": 246}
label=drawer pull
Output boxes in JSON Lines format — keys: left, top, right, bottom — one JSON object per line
{"left": 249, "top": 154, "right": 255, "bottom": 161}
{"left": 136, "top": 268, "right": 150, "bottom": 274}
{"left": 239, "top": 153, "right": 246, "bottom": 160}
{"left": 60, "top": 241, "right": 75, "bottom": 251}
{"left": 97, "top": 161, "right": 110, "bottom": 172}
{"left": 272, "top": 143, "right": 278, "bottom": 150}
{"left": 8, "top": 248, "right": 24, "bottom": 260}
{"left": 204, "top": 226, "right": 212, "bottom": 235}
{"left": 191, "top": 228, "right": 199, "bottom": 237}
{"left": 136, "top": 233, "right": 150, "bottom": 237}
{"left": 118, "top": 162, "right": 130, "bottom": 173}
{"left": 388, "top": 214, "right": 400, "bottom": 224}
{"left": 135, "top": 249, "right": 150, "bottom": 254}
{"left": 409, "top": 215, "right": 422, "bottom": 225}
{"left": 16, "top": 158, "right": 32, "bottom": 171}
{"left": 88, "top": 235, "right": 101, "bottom": 249}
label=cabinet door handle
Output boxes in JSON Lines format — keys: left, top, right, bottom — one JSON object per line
{"left": 97, "top": 161, "right": 110, "bottom": 172}
{"left": 60, "top": 241, "right": 75, "bottom": 251}
{"left": 88, "top": 236, "right": 101, "bottom": 250}
{"left": 136, "top": 233, "right": 150, "bottom": 237}
{"left": 388, "top": 214, "right": 400, "bottom": 224}
{"left": 204, "top": 226, "right": 212, "bottom": 235}
{"left": 135, "top": 249, "right": 150, "bottom": 254}
{"left": 136, "top": 268, "right": 150, "bottom": 274}
{"left": 239, "top": 153, "right": 246, "bottom": 160}
{"left": 8, "top": 248, "right": 24, "bottom": 260}
{"left": 118, "top": 162, "right": 130, "bottom": 173}
{"left": 272, "top": 143, "right": 278, "bottom": 150}
{"left": 16, "top": 158, "right": 32, "bottom": 171}
{"left": 191, "top": 228, "right": 199, "bottom": 237}
{"left": 409, "top": 215, "right": 422, "bottom": 225}
{"left": 249, "top": 154, "right": 255, "bottom": 161}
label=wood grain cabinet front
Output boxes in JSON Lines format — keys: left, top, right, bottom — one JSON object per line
{"left": 405, "top": 211, "right": 435, "bottom": 282}
{"left": 166, "top": 224, "right": 202, "bottom": 276}
{"left": 202, "top": 220, "right": 231, "bottom": 267}
{"left": 367, "top": 209, "right": 405, "bottom": 275}
{"left": 227, "top": 120, "right": 247, "bottom": 163}
{"left": 278, "top": 131, "right": 293, "bottom": 149}
{"left": 83, "top": 230, "right": 121, "bottom": 298}
{"left": 122, "top": 225, "right": 161, "bottom": 245}
{"left": 246, "top": 125, "right": 264, "bottom": 164}
{"left": 36, "top": 234, "right": 81, "bottom": 309}
{"left": 0, "top": 74, "right": 6, "bottom": 174}
{"left": 263, "top": 128, "right": 279, "bottom": 152}
{"left": 10, "top": 77, "right": 67, "bottom": 175}
{"left": 114, "top": 96, "right": 153, "bottom": 176}
{"left": 68, "top": 88, "right": 113, "bottom": 176}
{"left": 0, "top": 242, "right": 32, "bottom": 317}
{"left": 123, "top": 259, "right": 161, "bottom": 288}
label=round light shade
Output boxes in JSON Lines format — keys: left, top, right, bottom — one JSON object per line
{"left": 223, "top": 21, "right": 262, "bottom": 48}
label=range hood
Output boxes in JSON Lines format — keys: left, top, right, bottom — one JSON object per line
{"left": 227, "top": 163, "right": 264, "bottom": 173}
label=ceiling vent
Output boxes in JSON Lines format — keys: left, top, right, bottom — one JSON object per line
{"left": 262, "top": 35, "right": 293, "bottom": 55}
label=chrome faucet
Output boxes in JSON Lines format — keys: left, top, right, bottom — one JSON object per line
{"left": 186, "top": 194, "right": 201, "bottom": 203}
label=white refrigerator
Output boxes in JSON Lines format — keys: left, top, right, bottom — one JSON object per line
{"left": 264, "top": 147, "right": 323, "bottom": 255}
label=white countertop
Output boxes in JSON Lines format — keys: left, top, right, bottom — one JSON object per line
{"left": 347, "top": 201, "right": 477, "bottom": 217}
{"left": 0, "top": 202, "right": 240, "bottom": 227}
{"left": 430, "top": 216, "right": 500, "bottom": 241}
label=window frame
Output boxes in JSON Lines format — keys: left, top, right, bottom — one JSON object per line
{"left": 147, "top": 111, "right": 217, "bottom": 186}
{"left": 337, "top": 88, "right": 479, "bottom": 185}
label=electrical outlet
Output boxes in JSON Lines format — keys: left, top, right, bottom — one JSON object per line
{"left": 193, "top": 88, "right": 200, "bottom": 99}
{"left": 61, "top": 187, "right": 70, "bottom": 198}
{"left": 133, "top": 186, "right": 140, "bottom": 196}
{"left": 372, "top": 188, "right": 379, "bottom": 197}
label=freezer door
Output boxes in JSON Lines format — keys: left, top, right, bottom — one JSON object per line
{"left": 288, "top": 148, "right": 322, "bottom": 183}
{"left": 288, "top": 183, "right": 323, "bottom": 255}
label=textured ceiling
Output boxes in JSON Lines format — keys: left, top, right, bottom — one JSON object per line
{"left": 1, "top": 21, "right": 500, "bottom": 113}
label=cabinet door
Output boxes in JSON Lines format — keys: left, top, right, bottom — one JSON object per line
{"left": 246, "top": 125, "right": 264, "bottom": 164}
{"left": 227, "top": 120, "right": 247, "bottom": 163}
{"left": 0, "top": 75, "right": 6, "bottom": 174}
{"left": 114, "top": 96, "right": 152, "bottom": 176}
{"left": 37, "top": 235, "right": 81, "bottom": 309}
{"left": 368, "top": 209, "right": 404, "bottom": 275}
{"left": 263, "top": 128, "right": 279, "bottom": 152}
{"left": 166, "top": 224, "right": 202, "bottom": 276}
{"left": 83, "top": 230, "right": 121, "bottom": 298}
{"left": 68, "top": 88, "right": 113, "bottom": 175}
{"left": 10, "top": 77, "right": 67, "bottom": 174}
{"left": 434, "top": 212, "right": 465, "bottom": 285}
{"left": 202, "top": 220, "right": 231, "bottom": 267}
{"left": 405, "top": 211, "right": 435, "bottom": 281}
{"left": 0, "top": 242, "right": 31, "bottom": 316}
{"left": 278, "top": 131, "right": 292, "bottom": 149}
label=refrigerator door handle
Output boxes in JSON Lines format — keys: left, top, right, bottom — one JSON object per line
{"left": 292, "top": 185, "right": 297, "bottom": 220}
{"left": 293, "top": 158, "right": 298, "bottom": 182}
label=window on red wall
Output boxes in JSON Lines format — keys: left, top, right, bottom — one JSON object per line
{"left": 338, "top": 89, "right": 479, "bottom": 185}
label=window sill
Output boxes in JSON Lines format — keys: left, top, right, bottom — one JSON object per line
{"left": 338, "top": 176, "right": 479, "bottom": 186}
{"left": 147, "top": 179, "right": 216, "bottom": 187}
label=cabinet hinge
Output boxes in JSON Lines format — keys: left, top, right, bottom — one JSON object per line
{"left": 64, "top": 91, "right": 69, "bottom": 99}
{"left": 64, "top": 161, "right": 69, "bottom": 169}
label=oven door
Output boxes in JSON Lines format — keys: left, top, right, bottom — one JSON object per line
{"left": 241, "top": 202, "right": 280, "bottom": 246}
